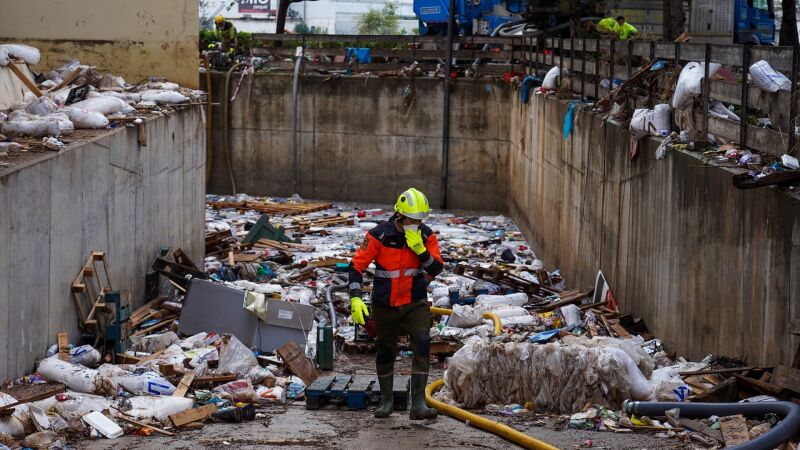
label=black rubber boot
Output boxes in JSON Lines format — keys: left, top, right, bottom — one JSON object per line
{"left": 374, "top": 375, "right": 394, "bottom": 418}
{"left": 409, "top": 374, "right": 438, "bottom": 420}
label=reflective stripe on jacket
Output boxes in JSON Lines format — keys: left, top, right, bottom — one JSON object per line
{"left": 348, "top": 219, "right": 444, "bottom": 307}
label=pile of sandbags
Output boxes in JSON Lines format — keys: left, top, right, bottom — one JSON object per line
{"left": 445, "top": 335, "right": 680, "bottom": 413}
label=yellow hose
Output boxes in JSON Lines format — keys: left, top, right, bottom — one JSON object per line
{"left": 430, "top": 306, "right": 503, "bottom": 336}
{"left": 425, "top": 379, "right": 560, "bottom": 450}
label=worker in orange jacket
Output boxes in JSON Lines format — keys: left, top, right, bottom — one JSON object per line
{"left": 348, "top": 188, "right": 444, "bottom": 420}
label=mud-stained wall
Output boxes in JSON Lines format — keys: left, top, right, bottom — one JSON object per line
{"left": 206, "top": 73, "right": 509, "bottom": 211}
{"left": 0, "top": 106, "right": 206, "bottom": 382}
{"left": 508, "top": 94, "right": 800, "bottom": 367}
{"left": 0, "top": 0, "right": 198, "bottom": 88}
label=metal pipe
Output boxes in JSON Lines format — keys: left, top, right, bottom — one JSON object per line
{"left": 425, "top": 379, "right": 560, "bottom": 450}
{"left": 292, "top": 46, "right": 305, "bottom": 195}
{"left": 324, "top": 275, "right": 347, "bottom": 332}
{"left": 223, "top": 63, "right": 243, "bottom": 195}
{"left": 441, "top": 0, "right": 456, "bottom": 209}
{"left": 623, "top": 400, "right": 800, "bottom": 450}
{"left": 203, "top": 54, "right": 214, "bottom": 186}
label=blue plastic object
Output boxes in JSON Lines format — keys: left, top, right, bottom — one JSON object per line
{"left": 563, "top": 101, "right": 582, "bottom": 140}
{"left": 345, "top": 48, "right": 371, "bottom": 64}
{"left": 530, "top": 329, "right": 560, "bottom": 344}
{"left": 520, "top": 75, "right": 541, "bottom": 104}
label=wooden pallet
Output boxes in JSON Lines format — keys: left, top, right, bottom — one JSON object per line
{"left": 306, "top": 374, "right": 409, "bottom": 411}
{"left": 208, "top": 200, "right": 333, "bottom": 216}
{"left": 71, "top": 252, "right": 114, "bottom": 342}
{"left": 253, "top": 238, "right": 315, "bottom": 252}
{"left": 293, "top": 214, "right": 354, "bottom": 230}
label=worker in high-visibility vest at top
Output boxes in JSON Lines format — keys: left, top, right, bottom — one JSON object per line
{"left": 214, "top": 15, "right": 237, "bottom": 55}
{"left": 616, "top": 16, "right": 638, "bottom": 40}
{"left": 348, "top": 188, "right": 444, "bottom": 420}
{"left": 595, "top": 16, "right": 620, "bottom": 37}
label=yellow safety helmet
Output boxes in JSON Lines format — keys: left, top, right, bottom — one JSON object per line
{"left": 394, "top": 188, "right": 430, "bottom": 220}
{"left": 214, "top": 15, "right": 225, "bottom": 25}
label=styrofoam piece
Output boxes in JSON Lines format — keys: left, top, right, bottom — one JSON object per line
{"left": 82, "top": 411, "right": 123, "bottom": 438}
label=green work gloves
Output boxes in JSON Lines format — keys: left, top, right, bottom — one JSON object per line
{"left": 351, "top": 296, "right": 369, "bottom": 325}
{"left": 404, "top": 229, "right": 426, "bottom": 255}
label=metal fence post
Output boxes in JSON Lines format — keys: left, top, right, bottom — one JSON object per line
{"left": 789, "top": 46, "right": 799, "bottom": 153}
{"left": 703, "top": 43, "right": 711, "bottom": 136}
{"left": 581, "top": 39, "right": 586, "bottom": 100}
{"left": 627, "top": 40, "right": 633, "bottom": 80}
{"left": 558, "top": 38, "right": 563, "bottom": 86}
{"left": 674, "top": 41, "right": 680, "bottom": 66}
{"left": 648, "top": 41, "right": 655, "bottom": 108}
{"left": 609, "top": 40, "right": 615, "bottom": 88}
{"left": 570, "top": 36, "right": 575, "bottom": 74}
{"left": 594, "top": 40, "right": 599, "bottom": 100}
{"left": 740, "top": 44, "right": 751, "bottom": 149}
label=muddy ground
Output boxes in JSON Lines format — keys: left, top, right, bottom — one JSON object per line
{"left": 77, "top": 354, "right": 689, "bottom": 450}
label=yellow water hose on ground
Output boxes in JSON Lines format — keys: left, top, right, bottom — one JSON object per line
{"left": 427, "top": 306, "right": 560, "bottom": 450}
{"left": 425, "top": 379, "right": 560, "bottom": 450}
{"left": 430, "top": 306, "right": 503, "bottom": 336}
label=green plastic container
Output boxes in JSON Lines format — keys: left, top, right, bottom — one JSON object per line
{"left": 316, "top": 324, "right": 334, "bottom": 371}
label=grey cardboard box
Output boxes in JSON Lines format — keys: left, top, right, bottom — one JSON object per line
{"left": 252, "top": 298, "right": 316, "bottom": 352}
{"left": 178, "top": 279, "right": 257, "bottom": 347}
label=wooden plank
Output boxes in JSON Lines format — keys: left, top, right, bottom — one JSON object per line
{"left": 169, "top": 404, "right": 217, "bottom": 427}
{"left": 770, "top": 365, "right": 800, "bottom": 394}
{"left": 135, "top": 348, "right": 167, "bottom": 366}
{"left": 679, "top": 366, "right": 755, "bottom": 376}
{"left": 610, "top": 324, "right": 631, "bottom": 338}
{"left": 720, "top": 415, "right": 750, "bottom": 446}
{"left": 7, "top": 62, "right": 42, "bottom": 97}
{"left": 173, "top": 372, "right": 195, "bottom": 397}
{"left": 57, "top": 333, "right": 69, "bottom": 361}
{"left": 115, "top": 414, "right": 175, "bottom": 436}
{"left": 194, "top": 374, "right": 237, "bottom": 384}
{"left": 277, "top": 340, "right": 319, "bottom": 385}
{"left": 678, "top": 418, "right": 724, "bottom": 443}
{"left": 48, "top": 67, "right": 82, "bottom": 92}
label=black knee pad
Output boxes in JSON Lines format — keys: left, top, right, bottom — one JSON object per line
{"left": 376, "top": 345, "right": 395, "bottom": 364}
{"left": 414, "top": 330, "right": 430, "bottom": 358}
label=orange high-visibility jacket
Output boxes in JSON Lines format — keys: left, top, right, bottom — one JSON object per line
{"left": 348, "top": 219, "right": 444, "bottom": 307}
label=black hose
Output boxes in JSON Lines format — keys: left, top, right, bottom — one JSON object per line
{"left": 623, "top": 400, "right": 800, "bottom": 450}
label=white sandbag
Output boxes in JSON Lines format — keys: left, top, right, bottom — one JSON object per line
{"left": 560, "top": 304, "right": 581, "bottom": 329}
{"left": 124, "top": 396, "right": 193, "bottom": 423}
{"left": 475, "top": 293, "right": 528, "bottom": 308}
{"left": 542, "top": 66, "right": 560, "bottom": 90}
{"left": 603, "top": 347, "right": 651, "bottom": 400}
{"left": 129, "top": 331, "right": 179, "bottom": 353}
{"left": 708, "top": 101, "right": 740, "bottom": 122}
{"left": 0, "top": 48, "right": 8, "bottom": 66}
{"left": 153, "top": 91, "right": 188, "bottom": 104}
{"left": 68, "top": 108, "right": 109, "bottom": 129}
{"left": 69, "top": 96, "right": 130, "bottom": 115}
{"left": 496, "top": 315, "right": 537, "bottom": 327}
{"left": 1, "top": 119, "right": 61, "bottom": 137}
{"left": 44, "top": 344, "right": 101, "bottom": 366}
{"left": 45, "top": 112, "right": 75, "bottom": 136}
{"left": 448, "top": 304, "right": 484, "bottom": 328}
{"left": 671, "top": 62, "right": 721, "bottom": 109}
{"left": 104, "top": 92, "right": 141, "bottom": 103}
{"left": 37, "top": 358, "right": 115, "bottom": 395}
{"left": 97, "top": 364, "right": 176, "bottom": 396}
{"left": 482, "top": 305, "right": 528, "bottom": 318}
{"left": 146, "top": 82, "right": 180, "bottom": 91}
{"left": 0, "top": 393, "right": 29, "bottom": 437}
{"left": 749, "top": 60, "right": 791, "bottom": 92}
{"left": 0, "top": 44, "right": 41, "bottom": 65}
{"left": 629, "top": 104, "right": 671, "bottom": 141}
{"left": 25, "top": 97, "right": 58, "bottom": 116}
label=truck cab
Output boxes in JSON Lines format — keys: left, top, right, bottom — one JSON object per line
{"left": 689, "top": 0, "right": 775, "bottom": 45}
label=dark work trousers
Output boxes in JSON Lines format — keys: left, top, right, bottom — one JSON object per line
{"left": 373, "top": 301, "right": 431, "bottom": 377}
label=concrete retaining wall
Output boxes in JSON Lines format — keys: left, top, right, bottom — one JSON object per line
{"left": 0, "top": 107, "right": 206, "bottom": 381}
{"left": 206, "top": 73, "right": 509, "bottom": 211}
{"left": 508, "top": 94, "right": 800, "bottom": 366}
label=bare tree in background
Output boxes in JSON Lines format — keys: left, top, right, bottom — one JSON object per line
{"left": 780, "top": 0, "right": 800, "bottom": 46}
{"left": 662, "top": 0, "right": 685, "bottom": 40}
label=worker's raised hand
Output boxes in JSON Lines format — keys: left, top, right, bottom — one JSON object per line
{"left": 350, "top": 296, "right": 369, "bottom": 325}
{"left": 404, "top": 229, "right": 426, "bottom": 255}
